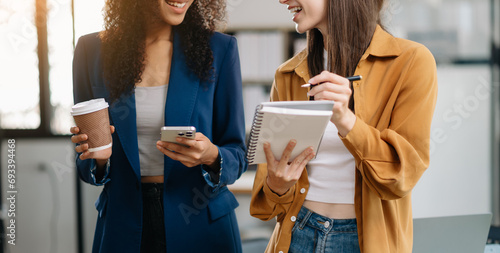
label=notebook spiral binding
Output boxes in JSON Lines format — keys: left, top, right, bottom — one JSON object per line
{"left": 246, "top": 104, "right": 264, "bottom": 163}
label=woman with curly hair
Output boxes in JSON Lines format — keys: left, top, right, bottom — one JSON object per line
{"left": 70, "top": 0, "right": 247, "bottom": 252}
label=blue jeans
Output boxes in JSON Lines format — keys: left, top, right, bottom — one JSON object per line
{"left": 289, "top": 206, "right": 360, "bottom": 253}
{"left": 141, "top": 183, "right": 166, "bottom": 253}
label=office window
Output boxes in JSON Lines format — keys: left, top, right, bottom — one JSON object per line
{"left": 48, "top": 0, "right": 105, "bottom": 135}
{"left": 47, "top": 0, "right": 74, "bottom": 134}
{"left": 0, "top": 0, "right": 41, "bottom": 130}
{"left": 0, "top": 0, "right": 106, "bottom": 135}
{"left": 73, "top": 0, "right": 105, "bottom": 41}
{"left": 49, "top": 0, "right": 106, "bottom": 135}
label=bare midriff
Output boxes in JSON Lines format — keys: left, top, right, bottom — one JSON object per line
{"left": 303, "top": 200, "right": 356, "bottom": 219}
{"left": 141, "top": 175, "right": 164, "bottom": 183}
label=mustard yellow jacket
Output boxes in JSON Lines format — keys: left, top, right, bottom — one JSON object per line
{"left": 249, "top": 25, "right": 438, "bottom": 253}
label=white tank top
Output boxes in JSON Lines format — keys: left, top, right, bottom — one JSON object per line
{"left": 305, "top": 50, "right": 356, "bottom": 204}
{"left": 135, "top": 84, "right": 168, "bottom": 176}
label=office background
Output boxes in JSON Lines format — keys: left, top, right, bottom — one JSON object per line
{"left": 0, "top": 0, "right": 499, "bottom": 252}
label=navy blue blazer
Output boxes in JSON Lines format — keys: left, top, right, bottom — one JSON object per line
{"left": 73, "top": 31, "right": 247, "bottom": 253}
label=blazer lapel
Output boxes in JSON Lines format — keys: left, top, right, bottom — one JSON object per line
{"left": 109, "top": 92, "right": 141, "bottom": 182}
{"left": 107, "top": 32, "right": 200, "bottom": 183}
{"left": 163, "top": 32, "right": 200, "bottom": 172}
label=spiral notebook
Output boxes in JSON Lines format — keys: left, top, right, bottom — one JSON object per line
{"left": 246, "top": 101, "right": 334, "bottom": 165}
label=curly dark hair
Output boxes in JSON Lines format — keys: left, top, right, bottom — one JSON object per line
{"left": 100, "top": 0, "right": 226, "bottom": 102}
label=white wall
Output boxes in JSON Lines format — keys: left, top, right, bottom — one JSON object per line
{"left": 1, "top": 139, "right": 78, "bottom": 253}
{"left": 412, "top": 65, "right": 492, "bottom": 218}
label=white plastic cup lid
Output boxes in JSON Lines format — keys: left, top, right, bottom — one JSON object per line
{"left": 71, "top": 98, "right": 109, "bottom": 116}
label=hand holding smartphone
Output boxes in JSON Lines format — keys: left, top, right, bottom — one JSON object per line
{"left": 160, "top": 126, "right": 196, "bottom": 146}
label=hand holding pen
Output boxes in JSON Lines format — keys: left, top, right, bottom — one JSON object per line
{"left": 302, "top": 75, "right": 362, "bottom": 101}
{"left": 301, "top": 71, "right": 359, "bottom": 136}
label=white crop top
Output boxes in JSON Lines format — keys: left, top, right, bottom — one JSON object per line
{"left": 135, "top": 84, "right": 168, "bottom": 176}
{"left": 305, "top": 50, "right": 356, "bottom": 204}
{"left": 305, "top": 122, "right": 356, "bottom": 204}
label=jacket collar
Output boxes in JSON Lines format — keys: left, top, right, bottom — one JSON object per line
{"left": 164, "top": 30, "right": 200, "bottom": 128}
{"left": 109, "top": 88, "right": 141, "bottom": 182}
{"left": 108, "top": 31, "right": 199, "bottom": 182}
{"left": 278, "top": 25, "right": 401, "bottom": 78}
{"left": 362, "top": 25, "right": 401, "bottom": 58}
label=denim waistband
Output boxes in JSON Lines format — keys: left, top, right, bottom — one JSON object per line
{"left": 296, "top": 206, "right": 357, "bottom": 233}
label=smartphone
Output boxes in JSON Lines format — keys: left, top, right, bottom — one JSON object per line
{"left": 160, "top": 126, "right": 196, "bottom": 145}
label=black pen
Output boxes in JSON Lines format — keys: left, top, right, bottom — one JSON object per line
{"left": 346, "top": 75, "right": 362, "bottom": 82}
{"left": 301, "top": 75, "right": 362, "bottom": 100}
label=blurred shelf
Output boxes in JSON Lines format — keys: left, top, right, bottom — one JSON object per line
{"left": 242, "top": 80, "right": 273, "bottom": 86}
{"left": 228, "top": 170, "right": 256, "bottom": 194}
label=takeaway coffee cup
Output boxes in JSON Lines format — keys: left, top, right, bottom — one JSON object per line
{"left": 71, "top": 98, "right": 112, "bottom": 152}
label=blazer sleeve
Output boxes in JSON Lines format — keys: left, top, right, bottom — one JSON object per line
{"left": 341, "top": 45, "right": 438, "bottom": 200}
{"left": 72, "top": 35, "right": 111, "bottom": 186}
{"left": 204, "top": 36, "right": 248, "bottom": 192}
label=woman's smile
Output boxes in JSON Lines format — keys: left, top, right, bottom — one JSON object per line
{"left": 282, "top": 0, "right": 327, "bottom": 34}
{"left": 289, "top": 6, "right": 303, "bottom": 22}
{"left": 164, "top": 1, "right": 189, "bottom": 14}
{"left": 165, "top": 1, "right": 187, "bottom": 8}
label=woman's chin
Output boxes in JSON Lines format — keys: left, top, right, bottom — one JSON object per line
{"left": 295, "top": 24, "right": 308, "bottom": 34}
{"left": 159, "top": 15, "right": 186, "bottom": 27}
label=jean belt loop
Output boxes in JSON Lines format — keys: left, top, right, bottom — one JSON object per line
{"left": 298, "top": 208, "right": 313, "bottom": 230}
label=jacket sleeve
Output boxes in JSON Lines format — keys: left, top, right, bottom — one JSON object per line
{"left": 203, "top": 37, "right": 248, "bottom": 192}
{"left": 249, "top": 163, "right": 297, "bottom": 222}
{"left": 72, "top": 35, "right": 111, "bottom": 186}
{"left": 341, "top": 45, "right": 438, "bottom": 200}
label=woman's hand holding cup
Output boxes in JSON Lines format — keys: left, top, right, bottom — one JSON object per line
{"left": 71, "top": 125, "right": 115, "bottom": 162}
{"left": 70, "top": 98, "right": 114, "bottom": 169}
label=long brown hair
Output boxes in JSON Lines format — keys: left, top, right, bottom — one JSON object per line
{"left": 100, "top": 0, "right": 226, "bottom": 102}
{"left": 307, "top": 0, "right": 384, "bottom": 78}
